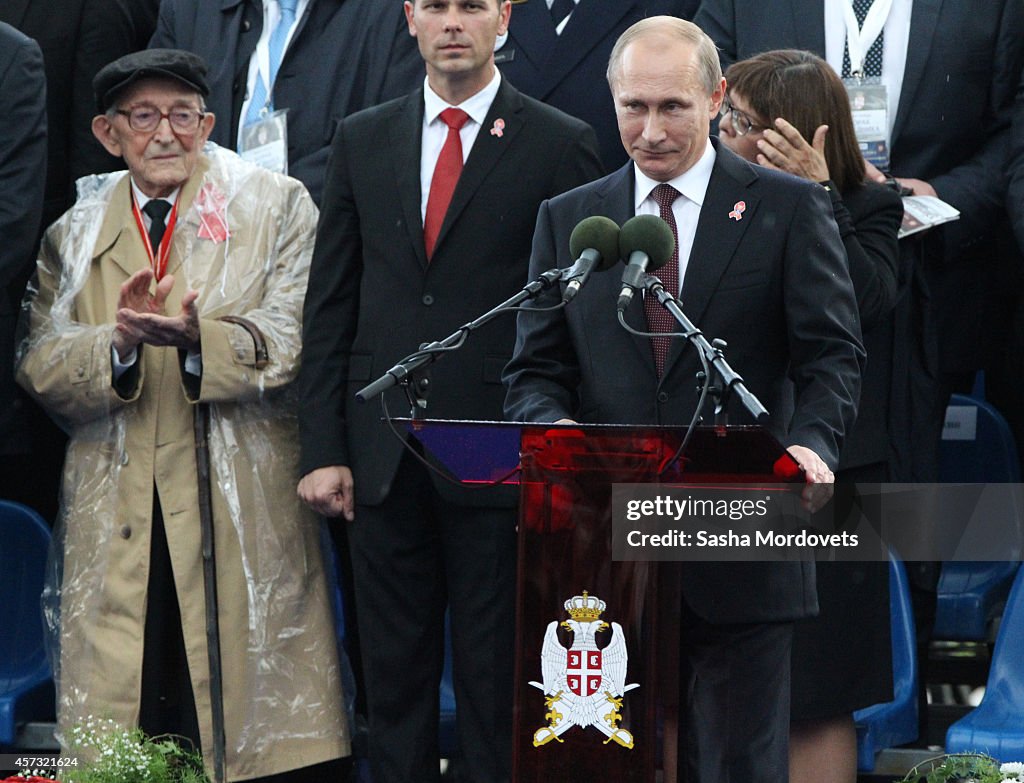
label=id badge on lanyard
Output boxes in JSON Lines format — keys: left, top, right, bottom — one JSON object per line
{"left": 839, "top": 0, "right": 892, "bottom": 169}
{"left": 240, "top": 108, "right": 290, "bottom": 175}
{"left": 844, "top": 80, "right": 890, "bottom": 169}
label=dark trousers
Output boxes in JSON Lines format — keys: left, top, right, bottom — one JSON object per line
{"left": 349, "top": 452, "right": 517, "bottom": 783}
{"left": 139, "top": 494, "right": 351, "bottom": 782}
{"left": 678, "top": 597, "right": 794, "bottom": 783}
{"left": 139, "top": 493, "right": 202, "bottom": 751}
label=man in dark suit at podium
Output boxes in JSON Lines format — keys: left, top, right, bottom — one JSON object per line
{"left": 296, "top": 0, "right": 602, "bottom": 779}
{"left": 503, "top": 16, "right": 863, "bottom": 782}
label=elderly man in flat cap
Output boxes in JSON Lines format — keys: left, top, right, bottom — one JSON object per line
{"left": 16, "top": 49, "right": 348, "bottom": 783}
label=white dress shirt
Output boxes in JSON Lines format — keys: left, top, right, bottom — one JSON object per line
{"left": 632, "top": 139, "right": 717, "bottom": 296}
{"left": 419, "top": 69, "right": 502, "bottom": 223}
{"left": 237, "top": 0, "right": 312, "bottom": 148}
{"left": 824, "top": 0, "right": 912, "bottom": 139}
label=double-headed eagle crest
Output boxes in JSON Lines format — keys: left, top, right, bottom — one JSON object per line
{"left": 530, "top": 591, "right": 639, "bottom": 749}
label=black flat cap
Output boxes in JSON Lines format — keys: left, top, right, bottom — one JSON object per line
{"left": 94, "top": 49, "right": 210, "bottom": 113}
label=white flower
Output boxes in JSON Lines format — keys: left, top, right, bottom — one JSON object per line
{"left": 1001, "top": 762, "right": 1024, "bottom": 774}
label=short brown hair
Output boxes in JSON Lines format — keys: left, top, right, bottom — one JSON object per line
{"left": 724, "top": 50, "right": 866, "bottom": 193}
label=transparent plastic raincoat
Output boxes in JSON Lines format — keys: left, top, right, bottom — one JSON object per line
{"left": 16, "top": 144, "right": 349, "bottom": 780}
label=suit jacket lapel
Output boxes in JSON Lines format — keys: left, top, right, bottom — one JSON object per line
{"left": 281, "top": 0, "right": 342, "bottom": 68}
{"left": 0, "top": 0, "right": 31, "bottom": 27}
{"left": 505, "top": 0, "right": 558, "bottom": 73}
{"left": 785, "top": 0, "right": 826, "bottom": 53}
{"left": 165, "top": 157, "right": 212, "bottom": 277}
{"left": 662, "top": 142, "right": 759, "bottom": 377}
{"left": 579, "top": 164, "right": 659, "bottom": 372}
{"left": 533, "top": 1, "right": 637, "bottom": 98}
{"left": 97, "top": 177, "right": 148, "bottom": 279}
{"left": 391, "top": 89, "right": 430, "bottom": 269}
{"left": 431, "top": 79, "right": 521, "bottom": 262}
{"left": 890, "top": 0, "right": 942, "bottom": 148}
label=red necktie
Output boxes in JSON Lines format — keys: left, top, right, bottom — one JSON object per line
{"left": 424, "top": 107, "right": 470, "bottom": 260}
{"left": 645, "top": 183, "right": 681, "bottom": 377}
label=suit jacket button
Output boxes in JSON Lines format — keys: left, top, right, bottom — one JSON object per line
{"left": 657, "top": 392, "right": 669, "bottom": 403}
{"left": 119, "top": 525, "right": 132, "bottom": 540}
{"left": 422, "top": 294, "right": 434, "bottom": 306}
{"left": 242, "top": 19, "right": 252, "bottom": 31}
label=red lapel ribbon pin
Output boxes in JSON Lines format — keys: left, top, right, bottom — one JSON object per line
{"left": 729, "top": 201, "right": 746, "bottom": 221}
{"left": 490, "top": 118, "right": 505, "bottom": 138}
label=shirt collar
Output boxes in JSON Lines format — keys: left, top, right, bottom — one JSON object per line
{"left": 131, "top": 179, "right": 181, "bottom": 210}
{"left": 633, "top": 138, "right": 716, "bottom": 211}
{"left": 423, "top": 69, "right": 502, "bottom": 128}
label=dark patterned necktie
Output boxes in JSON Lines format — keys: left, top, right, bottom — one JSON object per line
{"left": 549, "top": 0, "right": 575, "bottom": 29}
{"left": 644, "top": 184, "right": 681, "bottom": 377}
{"left": 143, "top": 199, "right": 172, "bottom": 252}
{"left": 842, "top": 0, "right": 884, "bottom": 78}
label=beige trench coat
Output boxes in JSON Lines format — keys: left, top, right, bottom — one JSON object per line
{"left": 17, "top": 145, "right": 349, "bottom": 780}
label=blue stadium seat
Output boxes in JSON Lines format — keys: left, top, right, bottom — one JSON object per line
{"left": 0, "top": 500, "right": 55, "bottom": 747}
{"left": 854, "top": 554, "right": 918, "bottom": 772}
{"left": 439, "top": 616, "right": 456, "bottom": 759}
{"left": 945, "top": 564, "right": 1024, "bottom": 759}
{"left": 934, "top": 394, "right": 1022, "bottom": 642}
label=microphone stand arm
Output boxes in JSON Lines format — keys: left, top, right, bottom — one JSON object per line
{"left": 355, "top": 268, "right": 564, "bottom": 412}
{"left": 645, "top": 276, "right": 769, "bottom": 426}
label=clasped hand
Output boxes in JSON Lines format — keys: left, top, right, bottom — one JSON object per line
{"left": 112, "top": 268, "right": 200, "bottom": 361}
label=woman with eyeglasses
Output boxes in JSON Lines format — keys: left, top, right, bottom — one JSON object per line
{"left": 719, "top": 49, "right": 904, "bottom": 783}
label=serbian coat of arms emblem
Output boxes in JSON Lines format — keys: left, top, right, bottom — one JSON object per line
{"left": 530, "top": 591, "right": 639, "bottom": 749}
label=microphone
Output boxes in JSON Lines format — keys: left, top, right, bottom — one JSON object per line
{"left": 562, "top": 216, "right": 621, "bottom": 303}
{"left": 616, "top": 214, "right": 676, "bottom": 312}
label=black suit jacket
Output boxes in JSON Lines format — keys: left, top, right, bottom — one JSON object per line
{"left": 151, "top": 0, "right": 425, "bottom": 204}
{"left": 503, "top": 142, "right": 864, "bottom": 622}
{"left": 1010, "top": 73, "right": 1024, "bottom": 251}
{"left": 693, "top": 0, "right": 1024, "bottom": 373}
{"left": 497, "top": 0, "right": 698, "bottom": 172}
{"left": 0, "top": 0, "right": 142, "bottom": 229}
{"left": 299, "top": 78, "right": 603, "bottom": 505}
{"left": 830, "top": 182, "right": 903, "bottom": 472}
{"left": 0, "top": 23, "right": 46, "bottom": 451}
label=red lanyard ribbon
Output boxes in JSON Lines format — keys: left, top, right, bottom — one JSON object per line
{"left": 131, "top": 192, "right": 180, "bottom": 281}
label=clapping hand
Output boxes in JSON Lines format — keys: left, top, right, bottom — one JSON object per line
{"left": 112, "top": 268, "right": 200, "bottom": 360}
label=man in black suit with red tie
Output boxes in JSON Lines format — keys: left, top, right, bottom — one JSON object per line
{"left": 296, "top": 0, "right": 602, "bottom": 780}
{"left": 503, "top": 16, "right": 863, "bottom": 782}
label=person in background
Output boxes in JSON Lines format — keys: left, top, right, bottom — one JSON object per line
{"left": 0, "top": 23, "right": 47, "bottom": 515}
{"left": 150, "top": 0, "right": 424, "bottom": 204}
{"left": 1, "top": 0, "right": 149, "bottom": 525}
{"left": 719, "top": 48, "right": 903, "bottom": 783}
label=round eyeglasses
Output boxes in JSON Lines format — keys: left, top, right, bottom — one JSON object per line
{"left": 720, "top": 97, "right": 769, "bottom": 136}
{"left": 115, "top": 105, "right": 205, "bottom": 134}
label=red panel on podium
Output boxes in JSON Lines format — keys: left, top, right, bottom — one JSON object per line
{"left": 405, "top": 420, "right": 801, "bottom": 781}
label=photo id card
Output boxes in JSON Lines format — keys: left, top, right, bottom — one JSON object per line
{"left": 240, "top": 109, "right": 289, "bottom": 175}
{"left": 844, "top": 80, "right": 890, "bottom": 169}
